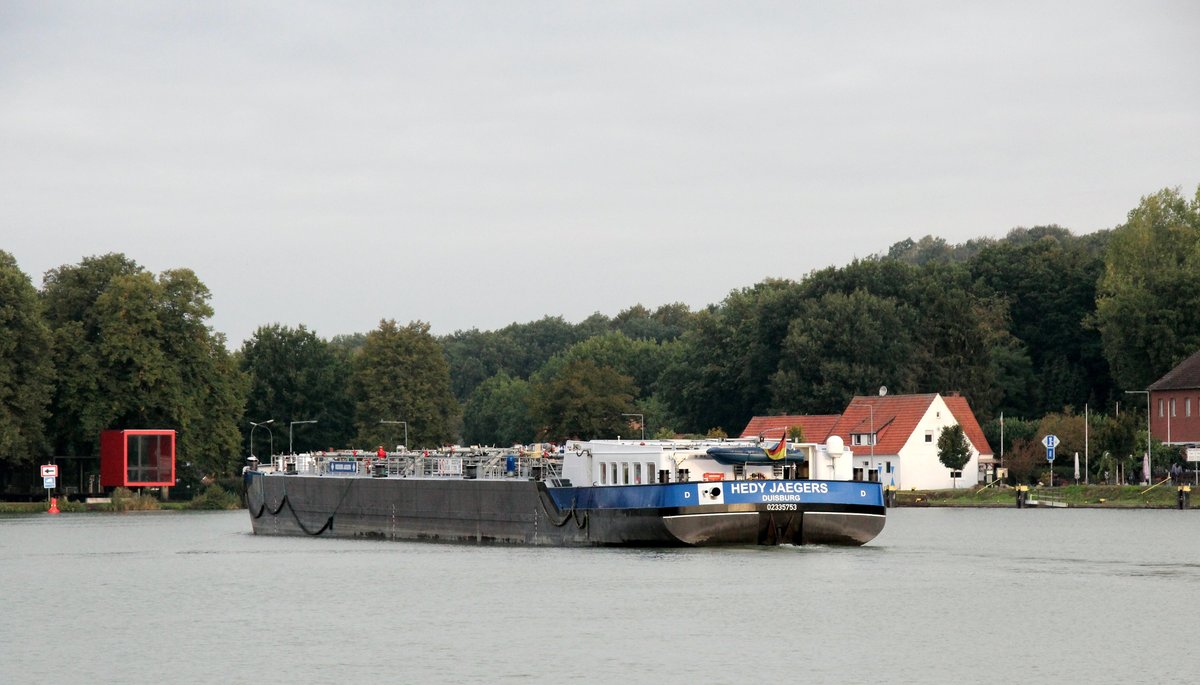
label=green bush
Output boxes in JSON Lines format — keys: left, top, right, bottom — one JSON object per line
{"left": 51, "top": 497, "right": 86, "bottom": 513}
{"left": 109, "top": 487, "right": 161, "bottom": 511}
{"left": 187, "top": 484, "right": 241, "bottom": 510}
{"left": 214, "top": 476, "right": 245, "bottom": 497}
{"left": 0, "top": 498, "right": 84, "bottom": 513}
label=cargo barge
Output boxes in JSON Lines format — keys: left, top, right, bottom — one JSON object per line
{"left": 245, "top": 436, "right": 885, "bottom": 547}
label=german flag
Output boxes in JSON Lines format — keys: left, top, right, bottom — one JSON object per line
{"left": 764, "top": 433, "right": 787, "bottom": 460}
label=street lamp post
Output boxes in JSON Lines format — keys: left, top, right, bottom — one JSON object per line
{"left": 380, "top": 420, "right": 407, "bottom": 451}
{"left": 250, "top": 419, "right": 275, "bottom": 464}
{"left": 1125, "top": 390, "right": 1151, "bottom": 482}
{"left": 621, "top": 413, "right": 645, "bottom": 441}
{"left": 289, "top": 420, "right": 317, "bottom": 454}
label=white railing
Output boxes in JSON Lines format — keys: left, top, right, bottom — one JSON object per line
{"left": 263, "top": 448, "right": 563, "bottom": 481}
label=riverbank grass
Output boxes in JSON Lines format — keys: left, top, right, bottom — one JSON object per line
{"left": 897, "top": 482, "right": 1189, "bottom": 508}
{"left": 0, "top": 484, "right": 243, "bottom": 513}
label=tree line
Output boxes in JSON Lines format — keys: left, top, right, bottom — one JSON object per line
{"left": 2, "top": 185, "right": 1198, "bottom": 488}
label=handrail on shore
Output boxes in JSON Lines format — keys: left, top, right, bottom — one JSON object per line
{"left": 975, "top": 478, "right": 1003, "bottom": 494}
{"left": 1140, "top": 476, "right": 1173, "bottom": 495}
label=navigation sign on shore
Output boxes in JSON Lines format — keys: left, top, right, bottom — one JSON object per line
{"left": 43, "top": 476, "right": 56, "bottom": 489}
{"left": 40, "top": 464, "right": 58, "bottom": 478}
{"left": 1042, "top": 434, "right": 1058, "bottom": 462}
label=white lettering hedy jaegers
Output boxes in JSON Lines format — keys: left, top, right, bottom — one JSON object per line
{"left": 728, "top": 481, "right": 829, "bottom": 496}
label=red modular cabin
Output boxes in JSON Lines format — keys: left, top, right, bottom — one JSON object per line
{"left": 100, "top": 429, "right": 176, "bottom": 488}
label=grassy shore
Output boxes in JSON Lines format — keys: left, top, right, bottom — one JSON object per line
{"left": 895, "top": 482, "right": 1194, "bottom": 508}
{"left": 0, "top": 500, "right": 193, "bottom": 513}
{"left": 0, "top": 485, "right": 243, "bottom": 513}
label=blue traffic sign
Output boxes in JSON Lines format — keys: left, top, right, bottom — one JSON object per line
{"left": 1046, "top": 446, "right": 1056, "bottom": 462}
{"left": 1042, "top": 434, "right": 1059, "bottom": 449}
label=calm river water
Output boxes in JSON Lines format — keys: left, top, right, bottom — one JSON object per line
{"left": 2, "top": 507, "right": 1196, "bottom": 684}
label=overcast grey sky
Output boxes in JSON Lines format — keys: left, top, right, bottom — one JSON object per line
{"left": 4, "top": 1, "right": 1198, "bottom": 346}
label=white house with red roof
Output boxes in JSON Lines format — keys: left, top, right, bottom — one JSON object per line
{"left": 741, "top": 393, "right": 994, "bottom": 490}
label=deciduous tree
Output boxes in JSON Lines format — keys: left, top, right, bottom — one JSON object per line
{"left": 462, "top": 372, "right": 534, "bottom": 446}
{"left": 40, "top": 255, "right": 245, "bottom": 475}
{"left": 1095, "top": 186, "right": 1200, "bottom": 389}
{"left": 772, "top": 289, "right": 919, "bottom": 414}
{"left": 239, "top": 324, "right": 355, "bottom": 454}
{"left": 0, "top": 251, "right": 54, "bottom": 469}
{"left": 937, "top": 424, "right": 972, "bottom": 488}
{"left": 529, "top": 358, "right": 635, "bottom": 441}
{"left": 970, "top": 227, "right": 1111, "bottom": 414}
{"left": 352, "top": 320, "right": 459, "bottom": 449}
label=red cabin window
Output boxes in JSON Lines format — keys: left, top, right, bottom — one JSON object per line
{"left": 100, "top": 430, "right": 176, "bottom": 488}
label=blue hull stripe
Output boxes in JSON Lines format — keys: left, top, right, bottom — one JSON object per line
{"left": 548, "top": 480, "right": 884, "bottom": 510}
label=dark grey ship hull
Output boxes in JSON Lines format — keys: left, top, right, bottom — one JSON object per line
{"left": 245, "top": 472, "right": 886, "bottom": 547}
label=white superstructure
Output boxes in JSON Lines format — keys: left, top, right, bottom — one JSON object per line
{"left": 560, "top": 437, "right": 853, "bottom": 486}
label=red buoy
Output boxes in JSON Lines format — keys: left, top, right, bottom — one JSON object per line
{"left": 48, "top": 497, "right": 60, "bottom": 515}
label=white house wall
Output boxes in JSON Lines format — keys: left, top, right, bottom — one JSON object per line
{"left": 899, "top": 396, "right": 980, "bottom": 489}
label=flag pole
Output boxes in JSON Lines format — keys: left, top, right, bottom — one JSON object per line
{"left": 1084, "top": 404, "right": 1089, "bottom": 484}
{"left": 1000, "top": 412, "right": 1004, "bottom": 469}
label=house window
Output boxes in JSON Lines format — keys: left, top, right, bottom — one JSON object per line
{"left": 1171, "top": 398, "right": 1177, "bottom": 417}
{"left": 1187, "top": 398, "right": 1192, "bottom": 418}
{"left": 925, "top": 431, "right": 933, "bottom": 443}
{"left": 886, "top": 461, "right": 892, "bottom": 473}
{"left": 1159, "top": 399, "right": 1165, "bottom": 417}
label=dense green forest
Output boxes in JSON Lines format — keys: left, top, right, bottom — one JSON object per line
{"left": 2, "top": 185, "right": 1199, "bottom": 490}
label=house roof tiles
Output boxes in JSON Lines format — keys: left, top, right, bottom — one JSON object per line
{"left": 834, "top": 394, "right": 938, "bottom": 457}
{"left": 740, "top": 415, "right": 839, "bottom": 442}
{"left": 740, "top": 392, "right": 993, "bottom": 458}
{"left": 943, "top": 394, "right": 994, "bottom": 456}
